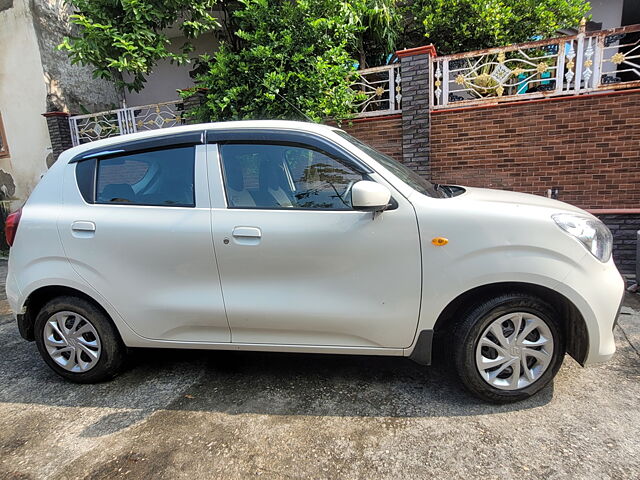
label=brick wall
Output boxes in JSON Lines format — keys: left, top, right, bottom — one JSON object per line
{"left": 430, "top": 90, "right": 640, "bottom": 210}
{"left": 339, "top": 115, "right": 403, "bottom": 162}
{"left": 42, "top": 112, "right": 73, "bottom": 162}
{"left": 597, "top": 214, "right": 640, "bottom": 276}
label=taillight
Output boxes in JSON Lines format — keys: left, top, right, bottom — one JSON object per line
{"left": 5, "top": 208, "right": 22, "bottom": 247}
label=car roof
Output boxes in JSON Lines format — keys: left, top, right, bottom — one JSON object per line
{"left": 62, "top": 120, "right": 339, "bottom": 163}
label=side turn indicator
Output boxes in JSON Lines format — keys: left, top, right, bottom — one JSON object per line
{"left": 432, "top": 237, "right": 449, "bottom": 246}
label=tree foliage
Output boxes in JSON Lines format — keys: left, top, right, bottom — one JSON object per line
{"left": 59, "top": 0, "right": 220, "bottom": 93}
{"left": 59, "top": 0, "right": 592, "bottom": 121}
{"left": 187, "top": 0, "right": 367, "bottom": 123}
{"left": 403, "top": 0, "right": 591, "bottom": 55}
{"left": 350, "top": 0, "right": 402, "bottom": 67}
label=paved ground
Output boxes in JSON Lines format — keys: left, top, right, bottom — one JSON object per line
{"left": 0, "top": 260, "right": 638, "bottom": 480}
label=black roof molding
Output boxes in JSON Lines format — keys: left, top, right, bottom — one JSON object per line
{"left": 69, "top": 130, "right": 205, "bottom": 163}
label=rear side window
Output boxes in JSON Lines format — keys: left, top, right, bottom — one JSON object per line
{"left": 94, "top": 147, "right": 195, "bottom": 207}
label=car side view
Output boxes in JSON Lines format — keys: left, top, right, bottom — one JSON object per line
{"left": 5, "top": 120, "right": 624, "bottom": 403}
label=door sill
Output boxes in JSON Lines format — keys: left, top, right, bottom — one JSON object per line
{"left": 126, "top": 338, "right": 406, "bottom": 357}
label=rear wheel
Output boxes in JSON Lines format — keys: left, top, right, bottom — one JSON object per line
{"left": 34, "top": 296, "right": 127, "bottom": 383}
{"left": 453, "top": 293, "right": 565, "bottom": 403}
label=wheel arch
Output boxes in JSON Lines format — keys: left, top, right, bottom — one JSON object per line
{"left": 19, "top": 285, "right": 121, "bottom": 343}
{"left": 432, "top": 282, "right": 589, "bottom": 366}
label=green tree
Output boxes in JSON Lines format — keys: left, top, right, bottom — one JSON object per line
{"left": 350, "top": 0, "right": 402, "bottom": 68}
{"left": 403, "top": 0, "right": 590, "bottom": 55}
{"left": 186, "top": 0, "right": 368, "bottom": 123}
{"left": 59, "top": 0, "right": 221, "bottom": 94}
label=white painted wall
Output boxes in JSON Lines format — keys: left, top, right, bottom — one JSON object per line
{"left": 124, "top": 33, "right": 217, "bottom": 107}
{"left": 589, "top": 0, "right": 624, "bottom": 29}
{"left": 0, "top": 0, "right": 51, "bottom": 207}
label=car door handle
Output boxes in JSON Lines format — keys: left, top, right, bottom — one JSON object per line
{"left": 232, "top": 227, "right": 261, "bottom": 238}
{"left": 71, "top": 221, "right": 96, "bottom": 232}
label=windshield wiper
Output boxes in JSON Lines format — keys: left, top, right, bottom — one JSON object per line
{"left": 434, "top": 184, "right": 451, "bottom": 198}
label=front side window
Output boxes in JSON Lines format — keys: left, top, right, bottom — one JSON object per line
{"left": 96, "top": 146, "right": 195, "bottom": 207}
{"left": 333, "top": 130, "right": 445, "bottom": 198}
{"left": 219, "top": 143, "right": 365, "bottom": 210}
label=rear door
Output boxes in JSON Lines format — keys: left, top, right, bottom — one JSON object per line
{"left": 206, "top": 130, "right": 422, "bottom": 348}
{"left": 58, "top": 137, "right": 230, "bottom": 342}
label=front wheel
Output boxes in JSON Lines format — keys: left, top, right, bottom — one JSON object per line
{"left": 453, "top": 293, "right": 565, "bottom": 403}
{"left": 34, "top": 296, "right": 127, "bottom": 383}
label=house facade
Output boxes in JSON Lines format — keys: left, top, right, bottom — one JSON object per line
{"left": 0, "top": 0, "right": 118, "bottom": 208}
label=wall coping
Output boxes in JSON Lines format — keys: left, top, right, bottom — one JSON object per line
{"left": 431, "top": 88, "right": 640, "bottom": 114}
{"left": 349, "top": 114, "right": 402, "bottom": 124}
{"left": 395, "top": 45, "right": 436, "bottom": 58}
{"left": 588, "top": 209, "right": 640, "bottom": 215}
{"left": 42, "top": 111, "right": 70, "bottom": 118}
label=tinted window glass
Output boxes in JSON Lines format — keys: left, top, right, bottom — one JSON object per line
{"left": 75, "top": 158, "right": 96, "bottom": 203}
{"left": 333, "top": 130, "right": 445, "bottom": 198}
{"left": 96, "top": 147, "right": 195, "bottom": 207}
{"left": 220, "top": 143, "right": 364, "bottom": 210}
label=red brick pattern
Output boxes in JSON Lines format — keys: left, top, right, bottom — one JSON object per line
{"left": 430, "top": 91, "right": 640, "bottom": 210}
{"left": 339, "top": 116, "right": 403, "bottom": 162}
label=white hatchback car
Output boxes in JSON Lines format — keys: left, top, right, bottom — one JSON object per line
{"left": 6, "top": 121, "right": 624, "bottom": 403}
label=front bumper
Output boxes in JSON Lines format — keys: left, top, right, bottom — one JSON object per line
{"left": 557, "top": 255, "right": 625, "bottom": 366}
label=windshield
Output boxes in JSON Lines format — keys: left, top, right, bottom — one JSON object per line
{"left": 333, "top": 130, "right": 445, "bottom": 198}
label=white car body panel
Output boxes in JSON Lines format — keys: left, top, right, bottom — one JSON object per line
{"left": 402, "top": 188, "right": 624, "bottom": 363}
{"left": 5, "top": 120, "right": 624, "bottom": 366}
{"left": 56, "top": 145, "right": 230, "bottom": 343}
{"left": 206, "top": 145, "right": 421, "bottom": 347}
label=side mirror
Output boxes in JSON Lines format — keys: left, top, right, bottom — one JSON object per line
{"left": 352, "top": 180, "right": 391, "bottom": 212}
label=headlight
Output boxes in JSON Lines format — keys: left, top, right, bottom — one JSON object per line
{"left": 552, "top": 213, "right": 613, "bottom": 262}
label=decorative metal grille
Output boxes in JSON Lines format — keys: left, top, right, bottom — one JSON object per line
{"left": 130, "top": 101, "right": 184, "bottom": 132}
{"left": 69, "top": 100, "right": 184, "bottom": 146}
{"left": 352, "top": 64, "right": 401, "bottom": 117}
{"left": 432, "top": 23, "right": 640, "bottom": 109}
{"left": 600, "top": 30, "right": 640, "bottom": 87}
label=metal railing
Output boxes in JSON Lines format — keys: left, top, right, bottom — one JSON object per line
{"left": 432, "top": 23, "right": 640, "bottom": 109}
{"left": 69, "top": 100, "right": 184, "bottom": 146}
{"left": 352, "top": 64, "right": 401, "bottom": 117}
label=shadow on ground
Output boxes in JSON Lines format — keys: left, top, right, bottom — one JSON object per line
{"left": 0, "top": 328, "right": 553, "bottom": 432}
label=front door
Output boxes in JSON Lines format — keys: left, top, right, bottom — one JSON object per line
{"left": 59, "top": 144, "right": 230, "bottom": 343}
{"left": 207, "top": 139, "right": 421, "bottom": 348}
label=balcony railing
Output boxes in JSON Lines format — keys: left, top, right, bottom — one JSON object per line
{"left": 69, "top": 100, "right": 184, "bottom": 146}
{"left": 432, "top": 23, "right": 640, "bottom": 109}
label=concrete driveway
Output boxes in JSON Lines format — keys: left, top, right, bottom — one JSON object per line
{"left": 0, "top": 260, "right": 638, "bottom": 480}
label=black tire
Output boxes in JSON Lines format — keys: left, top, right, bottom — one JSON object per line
{"left": 452, "top": 293, "right": 565, "bottom": 403}
{"left": 34, "top": 296, "right": 127, "bottom": 383}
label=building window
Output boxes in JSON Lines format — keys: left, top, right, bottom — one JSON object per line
{"left": 0, "top": 112, "right": 9, "bottom": 159}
